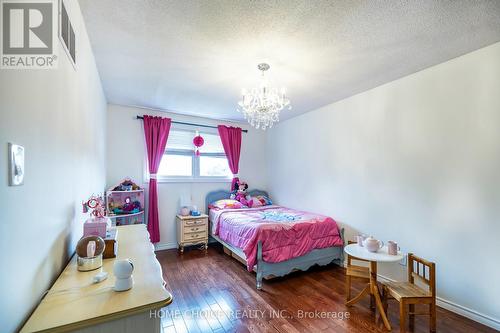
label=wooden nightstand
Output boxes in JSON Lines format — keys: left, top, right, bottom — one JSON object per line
{"left": 176, "top": 214, "right": 209, "bottom": 254}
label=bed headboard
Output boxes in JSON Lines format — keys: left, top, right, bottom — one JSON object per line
{"left": 205, "top": 189, "right": 269, "bottom": 213}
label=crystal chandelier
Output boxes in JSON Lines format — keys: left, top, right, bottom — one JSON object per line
{"left": 237, "top": 63, "right": 291, "bottom": 130}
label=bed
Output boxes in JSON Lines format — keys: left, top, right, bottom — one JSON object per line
{"left": 206, "top": 189, "right": 345, "bottom": 289}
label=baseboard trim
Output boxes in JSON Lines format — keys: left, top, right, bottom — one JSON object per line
{"left": 436, "top": 297, "right": 500, "bottom": 331}
{"left": 376, "top": 274, "right": 500, "bottom": 331}
{"left": 154, "top": 242, "right": 177, "bottom": 251}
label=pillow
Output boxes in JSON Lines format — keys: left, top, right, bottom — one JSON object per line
{"left": 209, "top": 199, "right": 246, "bottom": 210}
{"left": 254, "top": 195, "right": 273, "bottom": 206}
{"left": 251, "top": 197, "right": 263, "bottom": 207}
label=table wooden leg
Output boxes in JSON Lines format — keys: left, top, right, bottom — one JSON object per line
{"left": 345, "top": 284, "right": 371, "bottom": 307}
{"left": 409, "top": 303, "right": 415, "bottom": 331}
{"left": 400, "top": 300, "right": 407, "bottom": 333}
{"left": 346, "top": 275, "right": 351, "bottom": 302}
{"left": 370, "top": 261, "right": 392, "bottom": 331}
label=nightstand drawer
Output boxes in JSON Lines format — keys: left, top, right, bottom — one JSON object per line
{"left": 183, "top": 218, "right": 207, "bottom": 227}
{"left": 184, "top": 224, "right": 207, "bottom": 234}
{"left": 183, "top": 231, "right": 206, "bottom": 241}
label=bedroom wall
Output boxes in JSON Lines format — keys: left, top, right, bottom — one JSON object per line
{"left": 106, "top": 104, "right": 267, "bottom": 250}
{"left": 0, "top": 1, "right": 106, "bottom": 332}
{"left": 266, "top": 42, "right": 500, "bottom": 329}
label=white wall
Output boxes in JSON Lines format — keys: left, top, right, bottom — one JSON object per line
{"left": 0, "top": 1, "right": 106, "bottom": 332}
{"left": 106, "top": 104, "right": 267, "bottom": 250}
{"left": 267, "top": 42, "right": 500, "bottom": 329}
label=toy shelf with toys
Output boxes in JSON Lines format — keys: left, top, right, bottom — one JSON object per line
{"left": 106, "top": 178, "right": 145, "bottom": 226}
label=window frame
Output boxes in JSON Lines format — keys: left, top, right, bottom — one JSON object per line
{"left": 146, "top": 131, "right": 233, "bottom": 183}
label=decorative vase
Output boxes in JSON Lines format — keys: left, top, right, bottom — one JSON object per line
{"left": 180, "top": 207, "right": 190, "bottom": 216}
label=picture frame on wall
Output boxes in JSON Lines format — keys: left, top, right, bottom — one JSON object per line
{"left": 8, "top": 143, "right": 25, "bottom": 186}
{"left": 59, "top": 0, "right": 77, "bottom": 68}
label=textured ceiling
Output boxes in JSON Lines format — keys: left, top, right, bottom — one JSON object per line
{"left": 79, "top": 0, "right": 500, "bottom": 122}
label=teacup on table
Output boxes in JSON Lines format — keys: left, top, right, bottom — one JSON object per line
{"left": 388, "top": 241, "right": 399, "bottom": 255}
{"left": 356, "top": 235, "right": 366, "bottom": 246}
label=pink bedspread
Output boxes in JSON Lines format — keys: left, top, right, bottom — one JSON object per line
{"left": 210, "top": 205, "right": 343, "bottom": 271}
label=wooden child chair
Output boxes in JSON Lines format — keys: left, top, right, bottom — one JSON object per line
{"left": 382, "top": 253, "right": 436, "bottom": 333}
{"left": 345, "top": 240, "right": 375, "bottom": 309}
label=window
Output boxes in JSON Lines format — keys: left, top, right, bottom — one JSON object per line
{"left": 154, "top": 129, "right": 232, "bottom": 182}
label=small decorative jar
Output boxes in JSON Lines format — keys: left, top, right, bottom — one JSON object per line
{"left": 180, "top": 206, "right": 190, "bottom": 216}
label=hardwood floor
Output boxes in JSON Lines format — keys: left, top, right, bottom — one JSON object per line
{"left": 156, "top": 245, "right": 496, "bottom": 333}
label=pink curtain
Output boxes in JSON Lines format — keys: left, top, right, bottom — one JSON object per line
{"left": 217, "top": 125, "right": 242, "bottom": 190}
{"left": 143, "top": 115, "right": 171, "bottom": 243}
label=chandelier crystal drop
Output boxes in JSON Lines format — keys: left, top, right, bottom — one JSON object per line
{"left": 237, "top": 63, "right": 291, "bottom": 130}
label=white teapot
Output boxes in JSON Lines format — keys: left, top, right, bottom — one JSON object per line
{"left": 363, "top": 236, "right": 384, "bottom": 253}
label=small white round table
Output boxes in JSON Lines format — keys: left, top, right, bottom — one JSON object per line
{"left": 344, "top": 243, "right": 403, "bottom": 331}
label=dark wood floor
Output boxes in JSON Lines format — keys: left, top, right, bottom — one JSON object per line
{"left": 156, "top": 245, "right": 496, "bottom": 333}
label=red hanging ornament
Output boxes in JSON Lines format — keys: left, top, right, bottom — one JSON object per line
{"left": 193, "top": 131, "right": 204, "bottom": 156}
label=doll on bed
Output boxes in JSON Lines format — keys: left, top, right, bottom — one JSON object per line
{"left": 230, "top": 180, "right": 253, "bottom": 208}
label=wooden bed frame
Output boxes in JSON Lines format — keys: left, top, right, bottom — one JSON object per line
{"left": 206, "top": 189, "right": 345, "bottom": 289}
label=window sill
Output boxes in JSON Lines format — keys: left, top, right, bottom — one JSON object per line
{"left": 144, "top": 177, "right": 232, "bottom": 184}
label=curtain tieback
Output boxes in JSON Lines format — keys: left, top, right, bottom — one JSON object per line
{"left": 232, "top": 173, "right": 239, "bottom": 177}
{"left": 150, "top": 173, "right": 157, "bottom": 179}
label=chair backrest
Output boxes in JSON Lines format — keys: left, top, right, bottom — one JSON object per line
{"left": 347, "top": 240, "right": 371, "bottom": 265}
{"left": 408, "top": 253, "right": 436, "bottom": 297}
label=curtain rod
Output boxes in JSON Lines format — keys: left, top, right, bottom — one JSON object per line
{"left": 135, "top": 116, "right": 248, "bottom": 133}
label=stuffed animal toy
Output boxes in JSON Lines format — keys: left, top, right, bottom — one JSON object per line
{"left": 230, "top": 180, "right": 253, "bottom": 207}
